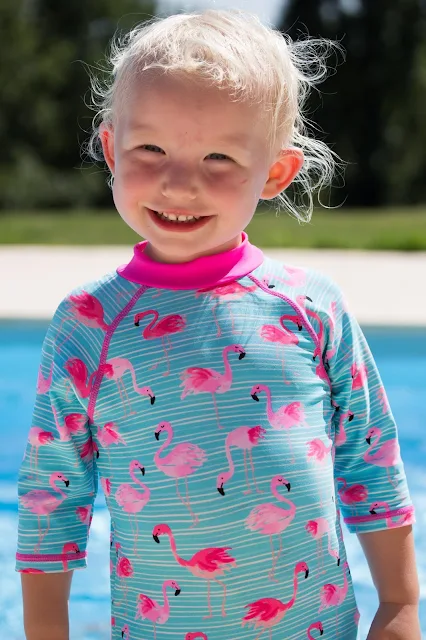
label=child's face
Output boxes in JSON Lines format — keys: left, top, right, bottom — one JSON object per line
{"left": 101, "top": 72, "right": 303, "bottom": 262}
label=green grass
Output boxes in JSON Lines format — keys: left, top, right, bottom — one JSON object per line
{"left": 1, "top": 207, "right": 426, "bottom": 250}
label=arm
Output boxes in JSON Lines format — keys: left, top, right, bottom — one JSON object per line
{"left": 21, "top": 571, "right": 73, "bottom": 640}
{"left": 320, "top": 283, "right": 417, "bottom": 635}
{"left": 16, "top": 298, "right": 99, "bottom": 637}
{"left": 358, "top": 527, "right": 421, "bottom": 639}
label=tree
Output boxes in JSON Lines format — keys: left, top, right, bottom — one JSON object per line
{"left": 279, "top": 0, "right": 426, "bottom": 207}
{"left": 0, "top": 0, "right": 156, "bottom": 209}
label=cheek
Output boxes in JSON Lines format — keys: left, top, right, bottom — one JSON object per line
{"left": 205, "top": 170, "right": 251, "bottom": 197}
{"left": 117, "top": 160, "right": 155, "bottom": 190}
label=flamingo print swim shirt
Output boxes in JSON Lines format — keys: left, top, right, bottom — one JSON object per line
{"left": 16, "top": 233, "right": 414, "bottom": 639}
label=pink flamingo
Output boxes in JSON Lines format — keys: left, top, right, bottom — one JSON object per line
{"left": 134, "top": 309, "right": 186, "bottom": 376}
{"left": 278, "top": 294, "right": 311, "bottom": 333}
{"left": 216, "top": 425, "right": 266, "bottom": 496}
{"left": 121, "top": 624, "right": 130, "bottom": 640}
{"left": 20, "top": 472, "right": 70, "bottom": 552}
{"left": 64, "top": 358, "right": 98, "bottom": 399}
{"left": 363, "top": 427, "right": 401, "bottom": 488}
{"left": 136, "top": 579, "right": 181, "bottom": 639}
{"left": 377, "top": 386, "right": 390, "bottom": 414}
{"left": 152, "top": 523, "right": 236, "bottom": 618}
{"left": 245, "top": 475, "right": 296, "bottom": 581}
{"left": 305, "top": 518, "right": 340, "bottom": 576}
{"left": 115, "top": 460, "right": 150, "bottom": 553}
{"left": 115, "top": 542, "right": 134, "bottom": 610}
{"left": 307, "top": 621, "right": 324, "bottom": 638}
{"left": 336, "top": 477, "right": 368, "bottom": 515}
{"left": 351, "top": 362, "right": 368, "bottom": 390}
{"left": 319, "top": 561, "right": 350, "bottom": 636}
{"left": 154, "top": 421, "right": 207, "bottom": 526}
{"left": 334, "top": 410, "right": 355, "bottom": 447}
{"left": 100, "top": 476, "right": 111, "bottom": 497}
{"left": 324, "top": 300, "right": 338, "bottom": 369}
{"left": 36, "top": 362, "right": 53, "bottom": 394}
{"left": 185, "top": 634, "right": 208, "bottom": 640}
{"left": 306, "top": 438, "right": 333, "bottom": 508}
{"left": 369, "top": 501, "right": 415, "bottom": 528}
{"left": 55, "top": 291, "right": 109, "bottom": 352}
{"left": 195, "top": 281, "right": 258, "bottom": 337}
{"left": 80, "top": 437, "right": 99, "bottom": 463}
{"left": 26, "top": 427, "right": 54, "bottom": 480}
{"left": 62, "top": 542, "right": 80, "bottom": 571}
{"left": 76, "top": 505, "right": 92, "bottom": 530}
{"left": 181, "top": 344, "right": 246, "bottom": 429}
{"left": 242, "top": 561, "right": 309, "bottom": 638}
{"left": 266, "top": 266, "right": 307, "bottom": 288}
{"left": 307, "top": 438, "right": 332, "bottom": 464}
{"left": 97, "top": 421, "right": 126, "bottom": 469}
{"left": 104, "top": 356, "right": 156, "bottom": 416}
{"left": 251, "top": 384, "right": 306, "bottom": 463}
{"left": 52, "top": 406, "right": 86, "bottom": 442}
{"left": 258, "top": 320, "right": 299, "bottom": 384}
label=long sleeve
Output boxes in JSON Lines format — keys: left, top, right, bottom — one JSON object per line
{"left": 327, "top": 287, "right": 415, "bottom": 533}
{"left": 15, "top": 301, "right": 98, "bottom": 573}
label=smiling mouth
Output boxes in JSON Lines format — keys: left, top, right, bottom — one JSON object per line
{"left": 153, "top": 210, "right": 201, "bottom": 223}
{"left": 147, "top": 208, "right": 212, "bottom": 230}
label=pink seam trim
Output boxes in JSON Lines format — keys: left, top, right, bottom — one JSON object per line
{"left": 16, "top": 551, "right": 87, "bottom": 562}
{"left": 87, "top": 285, "right": 149, "bottom": 423}
{"left": 248, "top": 274, "right": 331, "bottom": 380}
{"left": 344, "top": 505, "right": 415, "bottom": 525}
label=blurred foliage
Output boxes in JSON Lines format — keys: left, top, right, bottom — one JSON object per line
{"left": 281, "top": 0, "right": 426, "bottom": 207}
{"left": 0, "top": 1, "right": 426, "bottom": 210}
{"left": 0, "top": 0, "right": 155, "bottom": 209}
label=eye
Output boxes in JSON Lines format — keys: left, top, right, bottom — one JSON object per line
{"left": 206, "top": 153, "right": 232, "bottom": 161}
{"left": 140, "top": 144, "right": 165, "bottom": 154}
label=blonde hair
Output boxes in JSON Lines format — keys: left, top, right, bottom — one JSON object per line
{"left": 88, "top": 9, "right": 342, "bottom": 222}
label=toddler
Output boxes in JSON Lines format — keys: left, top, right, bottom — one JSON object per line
{"left": 17, "top": 10, "right": 420, "bottom": 640}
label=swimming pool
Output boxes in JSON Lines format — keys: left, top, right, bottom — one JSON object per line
{"left": 1, "top": 322, "right": 425, "bottom": 639}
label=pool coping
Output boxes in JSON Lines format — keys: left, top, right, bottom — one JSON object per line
{"left": 1, "top": 246, "right": 425, "bottom": 325}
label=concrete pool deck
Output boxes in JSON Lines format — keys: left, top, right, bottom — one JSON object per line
{"left": 0, "top": 246, "right": 425, "bottom": 325}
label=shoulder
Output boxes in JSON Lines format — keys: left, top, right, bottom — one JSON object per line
{"left": 254, "top": 255, "right": 345, "bottom": 309}
{"left": 45, "top": 270, "right": 141, "bottom": 362}
{"left": 53, "top": 270, "right": 138, "bottom": 323}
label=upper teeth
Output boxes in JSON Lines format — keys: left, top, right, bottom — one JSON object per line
{"left": 156, "top": 211, "right": 200, "bottom": 222}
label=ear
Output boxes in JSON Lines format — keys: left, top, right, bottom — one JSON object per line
{"left": 261, "top": 148, "right": 304, "bottom": 200}
{"left": 99, "top": 122, "right": 115, "bottom": 175}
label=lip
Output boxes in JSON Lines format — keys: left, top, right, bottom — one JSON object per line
{"left": 146, "top": 207, "right": 213, "bottom": 233}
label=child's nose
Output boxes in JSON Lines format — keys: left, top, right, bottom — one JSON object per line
{"left": 161, "top": 164, "right": 198, "bottom": 200}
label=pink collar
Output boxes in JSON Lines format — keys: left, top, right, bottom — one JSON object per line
{"left": 117, "top": 233, "right": 264, "bottom": 290}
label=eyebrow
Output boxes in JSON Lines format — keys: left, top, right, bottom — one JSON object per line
{"left": 127, "top": 123, "right": 251, "bottom": 149}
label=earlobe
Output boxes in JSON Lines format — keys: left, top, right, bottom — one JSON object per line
{"left": 99, "top": 122, "right": 115, "bottom": 175}
{"left": 261, "top": 148, "right": 304, "bottom": 200}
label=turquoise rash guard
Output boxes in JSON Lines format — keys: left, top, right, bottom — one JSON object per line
{"left": 16, "top": 233, "right": 414, "bottom": 639}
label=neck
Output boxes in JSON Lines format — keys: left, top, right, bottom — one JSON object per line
{"left": 161, "top": 582, "right": 171, "bottom": 613}
{"left": 117, "top": 232, "right": 264, "bottom": 290}
{"left": 225, "top": 435, "right": 235, "bottom": 475}
{"left": 130, "top": 469, "right": 147, "bottom": 490}
{"left": 155, "top": 429, "right": 173, "bottom": 460}
{"left": 287, "top": 569, "right": 299, "bottom": 609}
{"left": 271, "top": 484, "right": 294, "bottom": 513}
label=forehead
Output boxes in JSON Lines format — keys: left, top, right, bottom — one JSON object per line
{"left": 115, "top": 71, "right": 270, "bottom": 146}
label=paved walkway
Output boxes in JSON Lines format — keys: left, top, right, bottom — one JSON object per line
{"left": 1, "top": 246, "right": 425, "bottom": 325}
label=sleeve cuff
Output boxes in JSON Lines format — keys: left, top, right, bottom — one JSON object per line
{"left": 343, "top": 505, "right": 415, "bottom": 533}
{"left": 16, "top": 550, "right": 87, "bottom": 573}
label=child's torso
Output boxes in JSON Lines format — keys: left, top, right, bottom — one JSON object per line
{"left": 73, "top": 259, "right": 358, "bottom": 639}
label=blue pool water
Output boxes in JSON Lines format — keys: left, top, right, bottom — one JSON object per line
{"left": 0, "top": 322, "right": 425, "bottom": 639}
